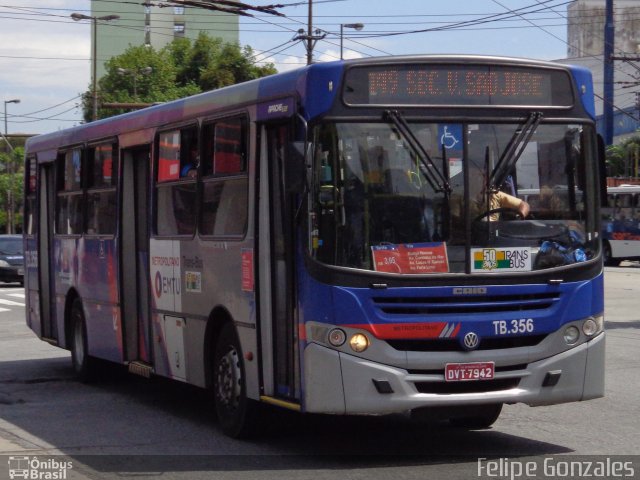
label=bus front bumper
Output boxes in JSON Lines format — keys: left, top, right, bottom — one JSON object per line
{"left": 302, "top": 331, "right": 605, "bottom": 414}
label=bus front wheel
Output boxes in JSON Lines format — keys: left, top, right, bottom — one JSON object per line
{"left": 70, "top": 298, "right": 94, "bottom": 382}
{"left": 213, "top": 322, "right": 257, "bottom": 438}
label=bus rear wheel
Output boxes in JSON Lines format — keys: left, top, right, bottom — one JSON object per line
{"left": 70, "top": 298, "right": 94, "bottom": 382}
{"left": 448, "top": 403, "right": 503, "bottom": 429}
{"left": 213, "top": 323, "right": 257, "bottom": 438}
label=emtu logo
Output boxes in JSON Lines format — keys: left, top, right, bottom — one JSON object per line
{"left": 155, "top": 271, "right": 163, "bottom": 298}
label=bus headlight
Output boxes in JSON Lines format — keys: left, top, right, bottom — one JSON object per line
{"left": 583, "top": 315, "right": 604, "bottom": 337}
{"left": 0, "top": 260, "right": 9, "bottom": 267}
{"left": 327, "top": 328, "right": 346, "bottom": 347}
{"left": 563, "top": 326, "right": 580, "bottom": 345}
{"left": 349, "top": 333, "right": 370, "bottom": 353}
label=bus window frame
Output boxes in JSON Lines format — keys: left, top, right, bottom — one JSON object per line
{"left": 24, "top": 156, "right": 38, "bottom": 238}
{"left": 153, "top": 122, "right": 200, "bottom": 239}
{"left": 55, "top": 146, "right": 85, "bottom": 237}
{"left": 199, "top": 114, "right": 250, "bottom": 240}
{"left": 84, "top": 139, "right": 119, "bottom": 238}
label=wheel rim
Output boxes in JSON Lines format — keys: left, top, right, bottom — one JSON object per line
{"left": 216, "top": 346, "right": 241, "bottom": 411}
{"left": 73, "top": 314, "right": 85, "bottom": 369}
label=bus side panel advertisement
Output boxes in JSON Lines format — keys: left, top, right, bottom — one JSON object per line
{"left": 150, "top": 239, "right": 182, "bottom": 312}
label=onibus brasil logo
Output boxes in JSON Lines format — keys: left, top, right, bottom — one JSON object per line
{"left": 8, "top": 456, "right": 73, "bottom": 480}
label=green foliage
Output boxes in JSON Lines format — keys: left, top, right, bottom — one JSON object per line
{"left": 0, "top": 146, "right": 25, "bottom": 233}
{"left": 81, "top": 33, "right": 277, "bottom": 122}
{"left": 606, "top": 135, "right": 640, "bottom": 177}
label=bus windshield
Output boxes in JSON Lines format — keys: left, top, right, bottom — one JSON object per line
{"left": 310, "top": 121, "right": 597, "bottom": 274}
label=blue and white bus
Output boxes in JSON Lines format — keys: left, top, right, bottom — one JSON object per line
{"left": 24, "top": 55, "right": 605, "bottom": 437}
{"left": 602, "top": 185, "right": 640, "bottom": 265}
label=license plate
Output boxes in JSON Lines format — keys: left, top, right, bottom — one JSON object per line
{"left": 445, "top": 362, "right": 495, "bottom": 382}
{"left": 18, "top": 269, "right": 24, "bottom": 276}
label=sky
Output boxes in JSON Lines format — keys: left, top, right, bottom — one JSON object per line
{"left": 0, "top": 0, "right": 576, "bottom": 135}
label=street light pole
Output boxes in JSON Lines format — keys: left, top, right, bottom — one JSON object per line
{"left": 71, "top": 13, "right": 120, "bottom": 122}
{"left": 117, "top": 66, "right": 153, "bottom": 100}
{"left": 3, "top": 99, "right": 19, "bottom": 148}
{"left": 3, "top": 98, "right": 19, "bottom": 234}
{"left": 340, "top": 23, "right": 364, "bottom": 60}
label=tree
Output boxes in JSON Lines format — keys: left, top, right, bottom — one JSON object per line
{"left": 81, "top": 34, "right": 277, "bottom": 122}
{"left": 0, "top": 147, "right": 24, "bottom": 233}
{"left": 606, "top": 135, "right": 640, "bottom": 177}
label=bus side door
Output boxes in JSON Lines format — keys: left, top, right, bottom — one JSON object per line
{"left": 258, "top": 123, "right": 299, "bottom": 401}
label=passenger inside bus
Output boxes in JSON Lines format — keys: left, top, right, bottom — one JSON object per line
{"left": 180, "top": 143, "right": 199, "bottom": 178}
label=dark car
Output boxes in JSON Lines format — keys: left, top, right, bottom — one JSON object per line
{"left": 0, "top": 235, "right": 24, "bottom": 285}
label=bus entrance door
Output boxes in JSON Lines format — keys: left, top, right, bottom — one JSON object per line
{"left": 37, "top": 163, "right": 57, "bottom": 341}
{"left": 258, "top": 124, "right": 299, "bottom": 402}
{"left": 120, "top": 146, "right": 152, "bottom": 373}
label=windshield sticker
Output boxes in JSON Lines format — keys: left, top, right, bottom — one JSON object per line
{"left": 372, "top": 242, "right": 449, "bottom": 274}
{"left": 471, "top": 247, "right": 531, "bottom": 273}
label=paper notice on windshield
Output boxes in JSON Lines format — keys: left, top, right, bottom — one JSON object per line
{"left": 371, "top": 243, "right": 449, "bottom": 274}
{"left": 471, "top": 247, "right": 532, "bottom": 273}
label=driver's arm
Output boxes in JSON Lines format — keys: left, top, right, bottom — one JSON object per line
{"left": 495, "top": 191, "right": 530, "bottom": 218}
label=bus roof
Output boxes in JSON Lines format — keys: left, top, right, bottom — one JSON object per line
{"left": 25, "top": 55, "right": 591, "bottom": 156}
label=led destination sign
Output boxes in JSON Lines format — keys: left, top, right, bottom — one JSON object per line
{"left": 343, "top": 64, "right": 574, "bottom": 107}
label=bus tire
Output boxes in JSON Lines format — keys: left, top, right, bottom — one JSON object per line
{"left": 603, "top": 242, "right": 621, "bottom": 266}
{"left": 213, "top": 322, "right": 257, "bottom": 438}
{"left": 448, "top": 403, "right": 503, "bottom": 429}
{"left": 70, "top": 298, "right": 94, "bottom": 382}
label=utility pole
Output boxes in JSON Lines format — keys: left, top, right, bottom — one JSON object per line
{"left": 293, "top": 0, "right": 326, "bottom": 65}
{"left": 603, "top": 0, "right": 615, "bottom": 146}
{"left": 307, "top": 0, "right": 313, "bottom": 66}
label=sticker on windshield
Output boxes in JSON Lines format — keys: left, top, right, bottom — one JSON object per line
{"left": 471, "top": 247, "right": 531, "bottom": 273}
{"left": 372, "top": 242, "right": 449, "bottom": 274}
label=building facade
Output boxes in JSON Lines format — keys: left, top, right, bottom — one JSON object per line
{"left": 567, "top": 0, "right": 640, "bottom": 57}
{"left": 91, "top": 1, "right": 239, "bottom": 78}
{"left": 563, "top": 0, "right": 640, "bottom": 143}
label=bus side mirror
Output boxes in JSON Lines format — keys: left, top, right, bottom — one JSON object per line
{"left": 597, "top": 134, "right": 607, "bottom": 207}
{"left": 285, "top": 141, "right": 308, "bottom": 193}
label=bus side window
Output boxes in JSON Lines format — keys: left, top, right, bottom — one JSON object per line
{"left": 24, "top": 157, "right": 37, "bottom": 236}
{"left": 200, "top": 117, "right": 248, "bottom": 237}
{"left": 155, "top": 127, "right": 198, "bottom": 236}
{"left": 85, "top": 142, "right": 118, "bottom": 235}
{"left": 616, "top": 193, "right": 632, "bottom": 221}
{"left": 55, "top": 148, "right": 84, "bottom": 235}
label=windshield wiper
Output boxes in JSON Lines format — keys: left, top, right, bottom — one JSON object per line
{"left": 384, "top": 110, "right": 451, "bottom": 194}
{"left": 490, "top": 111, "right": 543, "bottom": 189}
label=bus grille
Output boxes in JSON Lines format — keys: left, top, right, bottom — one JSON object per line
{"left": 386, "top": 334, "right": 547, "bottom": 352}
{"left": 372, "top": 292, "right": 560, "bottom": 315}
{"left": 414, "top": 378, "right": 521, "bottom": 394}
